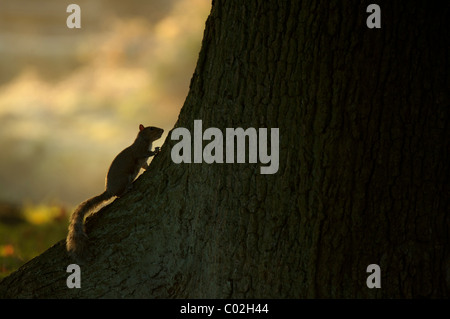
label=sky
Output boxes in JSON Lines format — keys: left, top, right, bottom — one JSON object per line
{"left": 0, "top": 0, "right": 211, "bottom": 207}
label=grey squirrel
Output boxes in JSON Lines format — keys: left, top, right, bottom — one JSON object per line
{"left": 66, "top": 124, "right": 164, "bottom": 261}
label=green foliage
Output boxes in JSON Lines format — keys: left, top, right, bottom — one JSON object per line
{"left": 0, "top": 204, "right": 68, "bottom": 280}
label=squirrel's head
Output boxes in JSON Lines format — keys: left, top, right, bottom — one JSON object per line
{"left": 138, "top": 124, "right": 164, "bottom": 142}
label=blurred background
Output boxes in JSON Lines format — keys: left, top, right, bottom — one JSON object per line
{"left": 0, "top": 0, "right": 211, "bottom": 278}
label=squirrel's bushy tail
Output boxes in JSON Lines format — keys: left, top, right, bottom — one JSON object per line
{"left": 66, "top": 191, "right": 111, "bottom": 261}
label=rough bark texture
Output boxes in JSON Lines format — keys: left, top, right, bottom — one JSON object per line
{"left": 0, "top": 0, "right": 448, "bottom": 298}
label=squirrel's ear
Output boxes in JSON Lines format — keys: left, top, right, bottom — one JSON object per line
{"left": 139, "top": 124, "right": 145, "bottom": 131}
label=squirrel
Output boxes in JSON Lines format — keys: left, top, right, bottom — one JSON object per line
{"left": 66, "top": 124, "right": 164, "bottom": 261}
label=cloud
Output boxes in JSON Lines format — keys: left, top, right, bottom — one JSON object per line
{"left": 0, "top": 0, "right": 211, "bottom": 205}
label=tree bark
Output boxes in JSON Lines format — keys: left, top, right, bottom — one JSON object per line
{"left": 0, "top": 0, "right": 448, "bottom": 298}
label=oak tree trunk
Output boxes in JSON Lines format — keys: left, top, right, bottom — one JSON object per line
{"left": 0, "top": 0, "right": 448, "bottom": 298}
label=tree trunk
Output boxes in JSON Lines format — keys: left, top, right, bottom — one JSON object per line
{"left": 0, "top": 0, "right": 448, "bottom": 298}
